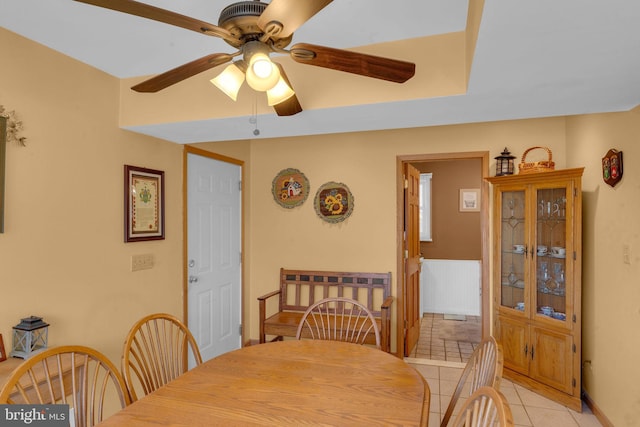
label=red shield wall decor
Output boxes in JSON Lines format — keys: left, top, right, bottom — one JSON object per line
{"left": 602, "top": 149, "right": 623, "bottom": 187}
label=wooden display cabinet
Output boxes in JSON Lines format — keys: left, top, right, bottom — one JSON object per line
{"left": 487, "top": 168, "right": 583, "bottom": 411}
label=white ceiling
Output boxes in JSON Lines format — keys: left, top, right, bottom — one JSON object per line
{"left": 2, "top": 0, "right": 640, "bottom": 143}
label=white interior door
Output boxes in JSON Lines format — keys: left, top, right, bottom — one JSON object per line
{"left": 187, "top": 153, "right": 241, "bottom": 363}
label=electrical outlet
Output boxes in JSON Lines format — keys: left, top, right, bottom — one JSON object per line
{"left": 132, "top": 254, "right": 154, "bottom": 271}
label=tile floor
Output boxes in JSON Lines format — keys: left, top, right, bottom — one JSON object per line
{"left": 405, "top": 313, "right": 602, "bottom": 426}
{"left": 408, "top": 313, "right": 482, "bottom": 363}
{"left": 405, "top": 359, "right": 603, "bottom": 427}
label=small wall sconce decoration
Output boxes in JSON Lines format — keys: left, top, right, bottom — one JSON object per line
{"left": 495, "top": 147, "right": 515, "bottom": 176}
{"left": 10, "top": 316, "right": 49, "bottom": 359}
{"left": 602, "top": 149, "right": 623, "bottom": 187}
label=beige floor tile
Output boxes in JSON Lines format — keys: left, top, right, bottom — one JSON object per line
{"left": 439, "top": 379, "right": 457, "bottom": 398}
{"left": 569, "top": 406, "right": 602, "bottom": 427}
{"left": 439, "top": 366, "right": 463, "bottom": 381}
{"left": 498, "top": 383, "right": 523, "bottom": 407}
{"left": 516, "top": 385, "right": 567, "bottom": 411}
{"left": 510, "top": 404, "right": 532, "bottom": 426}
{"left": 429, "top": 392, "right": 440, "bottom": 413}
{"left": 428, "top": 412, "right": 440, "bottom": 427}
{"left": 426, "top": 378, "right": 440, "bottom": 395}
{"left": 411, "top": 364, "right": 439, "bottom": 380}
{"left": 526, "top": 407, "right": 580, "bottom": 427}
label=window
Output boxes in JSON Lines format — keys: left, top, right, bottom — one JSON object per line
{"left": 419, "top": 173, "right": 432, "bottom": 241}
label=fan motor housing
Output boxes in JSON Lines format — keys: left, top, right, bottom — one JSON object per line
{"left": 218, "top": 1, "right": 292, "bottom": 48}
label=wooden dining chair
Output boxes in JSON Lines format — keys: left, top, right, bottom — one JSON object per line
{"left": 121, "top": 312, "right": 202, "bottom": 402}
{"left": 295, "top": 297, "right": 381, "bottom": 348}
{"left": 0, "top": 345, "right": 131, "bottom": 427}
{"left": 449, "top": 386, "right": 514, "bottom": 427}
{"left": 441, "top": 336, "right": 504, "bottom": 427}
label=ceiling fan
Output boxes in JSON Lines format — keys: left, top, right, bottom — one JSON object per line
{"left": 73, "top": 0, "right": 416, "bottom": 116}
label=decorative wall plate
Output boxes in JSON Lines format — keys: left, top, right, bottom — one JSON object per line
{"left": 272, "top": 168, "right": 310, "bottom": 208}
{"left": 314, "top": 181, "right": 354, "bottom": 223}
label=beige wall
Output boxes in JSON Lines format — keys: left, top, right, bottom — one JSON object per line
{"left": 3, "top": 26, "right": 639, "bottom": 425}
{"left": 198, "top": 118, "right": 568, "bottom": 352}
{"left": 0, "top": 28, "right": 183, "bottom": 365}
{"left": 566, "top": 109, "right": 640, "bottom": 426}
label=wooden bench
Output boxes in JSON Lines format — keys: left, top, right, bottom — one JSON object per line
{"left": 258, "top": 268, "right": 393, "bottom": 352}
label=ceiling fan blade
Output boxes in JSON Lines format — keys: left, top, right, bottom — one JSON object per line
{"left": 258, "top": 0, "right": 332, "bottom": 38}
{"left": 272, "top": 64, "right": 302, "bottom": 117}
{"left": 290, "top": 43, "right": 416, "bottom": 83}
{"left": 132, "top": 53, "right": 233, "bottom": 93}
{"left": 73, "top": 0, "right": 240, "bottom": 46}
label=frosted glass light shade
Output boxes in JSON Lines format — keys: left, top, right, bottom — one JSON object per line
{"left": 210, "top": 63, "right": 245, "bottom": 101}
{"left": 267, "top": 77, "right": 295, "bottom": 106}
{"left": 246, "top": 53, "right": 280, "bottom": 92}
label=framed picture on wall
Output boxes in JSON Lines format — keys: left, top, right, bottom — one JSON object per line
{"left": 459, "top": 188, "right": 480, "bottom": 212}
{"left": 125, "top": 165, "right": 165, "bottom": 242}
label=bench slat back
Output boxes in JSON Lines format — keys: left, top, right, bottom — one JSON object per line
{"left": 279, "top": 268, "right": 391, "bottom": 317}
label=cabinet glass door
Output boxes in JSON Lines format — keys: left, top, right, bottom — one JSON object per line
{"left": 500, "top": 190, "right": 526, "bottom": 311}
{"left": 535, "top": 186, "right": 567, "bottom": 323}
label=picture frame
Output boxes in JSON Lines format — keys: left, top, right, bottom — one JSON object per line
{"left": 459, "top": 188, "right": 481, "bottom": 212}
{"left": 125, "top": 165, "right": 165, "bottom": 242}
{"left": 0, "top": 334, "right": 6, "bottom": 362}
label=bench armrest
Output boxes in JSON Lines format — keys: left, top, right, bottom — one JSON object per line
{"left": 381, "top": 296, "right": 394, "bottom": 310}
{"left": 257, "top": 289, "right": 281, "bottom": 302}
{"left": 380, "top": 296, "right": 394, "bottom": 353}
{"left": 258, "top": 290, "right": 281, "bottom": 343}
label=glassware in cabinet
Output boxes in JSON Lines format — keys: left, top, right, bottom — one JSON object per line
{"left": 534, "top": 185, "right": 568, "bottom": 322}
{"left": 500, "top": 190, "right": 525, "bottom": 311}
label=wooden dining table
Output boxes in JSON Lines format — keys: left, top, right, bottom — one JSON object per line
{"left": 98, "top": 340, "right": 430, "bottom": 426}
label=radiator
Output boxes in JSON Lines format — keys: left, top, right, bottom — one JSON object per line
{"left": 421, "top": 259, "right": 481, "bottom": 316}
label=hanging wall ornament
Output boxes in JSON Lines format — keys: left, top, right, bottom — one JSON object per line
{"left": 272, "top": 168, "right": 310, "bottom": 208}
{"left": 602, "top": 149, "right": 623, "bottom": 187}
{"left": 314, "top": 181, "right": 354, "bottom": 223}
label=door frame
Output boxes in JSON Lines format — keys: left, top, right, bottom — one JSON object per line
{"left": 396, "top": 151, "right": 490, "bottom": 356}
{"left": 182, "top": 145, "right": 246, "bottom": 346}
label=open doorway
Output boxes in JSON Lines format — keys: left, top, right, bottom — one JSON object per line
{"left": 396, "top": 152, "right": 490, "bottom": 360}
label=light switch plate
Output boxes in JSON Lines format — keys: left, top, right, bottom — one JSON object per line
{"left": 132, "top": 254, "right": 154, "bottom": 271}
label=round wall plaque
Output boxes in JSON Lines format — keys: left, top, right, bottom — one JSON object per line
{"left": 272, "top": 168, "right": 310, "bottom": 208}
{"left": 314, "top": 181, "right": 354, "bottom": 223}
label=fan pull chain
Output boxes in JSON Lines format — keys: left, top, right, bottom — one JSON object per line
{"left": 250, "top": 96, "right": 260, "bottom": 136}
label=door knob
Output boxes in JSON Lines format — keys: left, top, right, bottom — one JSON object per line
{"left": 188, "top": 275, "right": 198, "bottom": 284}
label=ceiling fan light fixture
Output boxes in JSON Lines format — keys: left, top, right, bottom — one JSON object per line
{"left": 246, "top": 53, "right": 280, "bottom": 91}
{"left": 243, "top": 41, "right": 280, "bottom": 92}
{"left": 210, "top": 63, "right": 245, "bottom": 101}
{"left": 267, "top": 77, "right": 295, "bottom": 106}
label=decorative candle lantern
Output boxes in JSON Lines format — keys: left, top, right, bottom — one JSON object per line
{"left": 10, "top": 316, "right": 49, "bottom": 359}
{"left": 495, "top": 147, "right": 516, "bottom": 176}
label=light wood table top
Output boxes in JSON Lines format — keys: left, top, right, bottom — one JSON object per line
{"left": 99, "top": 340, "right": 430, "bottom": 426}
{"left": 0, "top": 358, "right": 23, "bottom": 387}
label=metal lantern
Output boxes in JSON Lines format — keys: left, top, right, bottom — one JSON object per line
{"left": 10, "top": 316, "right": 49, "bottom": 359}
{"left": 495, "top": 147, "right": 516, "bottom": 176}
